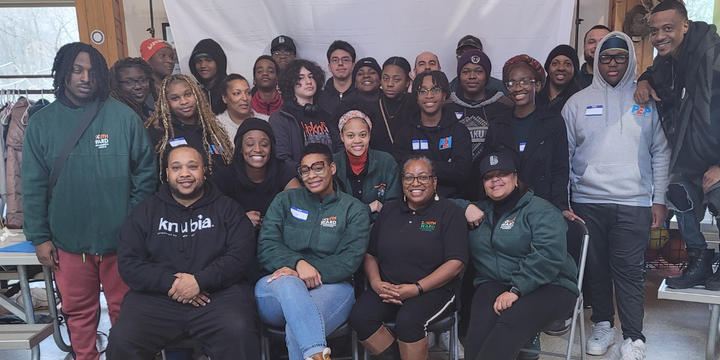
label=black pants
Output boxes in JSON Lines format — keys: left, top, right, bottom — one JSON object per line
{"left": 350, "top": 287, "right": 455, "bottom": 343}
{"left": 106, "top": 283, "right": 261, "bottom": 359}
{"left": 465, "top": 282, "right": 576, "bottom": 360}
{"left": 572, "top": 202, "right": 651, "bottom": 342}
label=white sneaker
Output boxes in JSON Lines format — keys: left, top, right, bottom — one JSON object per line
{"left": 428, "top": 332, "right": 436, "bottom": 348}
{"left": 586, "top": 321, "right": 615, "bottom": 355}
{"left": 438, "top": 330, "right": 465, "bottom": 359}
{"left": 616, "top": 338, "right": 646, "bottom": 360}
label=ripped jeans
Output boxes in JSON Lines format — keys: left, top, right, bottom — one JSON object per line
{"left": 666, "top": 174, "right": 720, "bottom": 252}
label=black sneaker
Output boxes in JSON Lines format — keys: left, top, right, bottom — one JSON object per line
{"left": 516, "top": 333, "right": 540, "bottom": 360}
{"left": 706, "top": 270, "right": 720, "bottom": 291}
{"left": 666, "top": 249, "right": 714, "bottom": 289}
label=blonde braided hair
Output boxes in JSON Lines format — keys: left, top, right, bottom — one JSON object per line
{"left": 145, "top": 74, "right": 234, "bottom": 179}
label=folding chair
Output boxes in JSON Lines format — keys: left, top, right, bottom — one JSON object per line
{"left": 520, "top": 218, "right": 590, "bottom": 360}
{"left": 260, "top": 321, "right": 358, "bottom": 360}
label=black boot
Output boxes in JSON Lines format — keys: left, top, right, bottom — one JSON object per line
{"left": 666, "top": 249, "right": 715, "bottom": 289}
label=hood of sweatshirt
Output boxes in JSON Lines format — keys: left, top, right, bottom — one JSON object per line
{"left": 450, "top": 88, "right": 505, "bottom": 109}
{"left": 189, "top": 39, "right": 228, "bottom": 86}
{"left": 590, "top": 31, "right": 637, "bottom": 91}
{"left": 156, "top": 180, "right": 223, "bottom": 210}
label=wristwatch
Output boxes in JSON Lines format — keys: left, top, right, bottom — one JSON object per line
{"left": 509, "top": 286, "right": 521, "bottom": 297}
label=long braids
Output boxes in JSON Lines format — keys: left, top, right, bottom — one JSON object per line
{"left": 108, "top": 57, "right": 157, "bottom": 121}
{"left": 51, "top": 42, "right": 109, "bottom": 100}
{"left": 146, "top": 74, "right": 234, "bottom": 179}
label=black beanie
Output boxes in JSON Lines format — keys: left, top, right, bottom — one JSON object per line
{"left": 352, "top": 57, "right": 382, "bottom": 81}
{"left": 457, "top": 49, "right": 492, "bottom": 79}
{"left": 544, "top": 45, "right": 579, "bottom": 78}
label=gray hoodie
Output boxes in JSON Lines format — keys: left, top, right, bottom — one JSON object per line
{"left": 562, "top": 31, "right": 670, "bottom": 207}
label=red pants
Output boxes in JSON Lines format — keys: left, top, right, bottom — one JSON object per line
{"left": 55, "top": 249, "right": 129, "bottom": 360}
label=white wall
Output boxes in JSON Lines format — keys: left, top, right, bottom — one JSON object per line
{"left": 123, "top": 0, "right": 169, "bottom": 58}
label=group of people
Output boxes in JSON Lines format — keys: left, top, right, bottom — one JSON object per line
{"left": 19, "top": 1, "right": 720, "bottom": 360}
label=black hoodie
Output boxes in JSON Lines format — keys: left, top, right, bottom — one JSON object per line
{"left": 117, "top": 181, "right": 255, "bottom": 295}
{"left": 189, "top": 39, "right": 228, "bottom": 115}
{"left": 391, "top": 106, "right": 472, "bottom": 198}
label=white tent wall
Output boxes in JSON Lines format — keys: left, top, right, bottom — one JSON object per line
{"left": 161, "top": 0, "right": 579, "bottom": 82}
{"left": 116, "top": 0, "right": 609, "bottom": 79}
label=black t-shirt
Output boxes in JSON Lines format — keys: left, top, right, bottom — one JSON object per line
{"left": 368, "top": 197, "right": 469, "bottom": 294}
{"left": 344, "top": 153, "right": 369, "bottom": 201}
{"left": 211, "top": 161, "right": 297, "bottom": 216}
{"left": 512, "top": 109, "right": 538, "bottom": 153}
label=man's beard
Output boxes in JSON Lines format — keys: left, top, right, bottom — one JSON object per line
{"left": 585, "top": 53, "right": 594, "bottom": 66}
{"left": 170, "top": 180, "right": 204, "bottom": 200}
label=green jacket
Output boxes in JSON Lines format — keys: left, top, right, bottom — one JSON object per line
{"left": 22, "top": 97, "right": 158, "bottom": 255}
{"left": 258, "top": 186, "right": 370, "bottom": 284}
{"left": 455, "top": 191, "right": 578, "bottom": 297}
{"left": 333, "top": 149, "right": 401, "bottom": 218}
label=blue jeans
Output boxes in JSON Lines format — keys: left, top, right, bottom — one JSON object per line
{"left": 666, "top": 175, "right": 720, "bottom": 251}
{"left": 255, "top": 275, "right": 355, "bottom": 360}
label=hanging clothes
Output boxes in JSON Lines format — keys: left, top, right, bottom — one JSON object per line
{"left": 5, "top": 97, "right": 37, "bottom": 228}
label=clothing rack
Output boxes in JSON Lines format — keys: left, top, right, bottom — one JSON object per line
{"left": 0, "top": 89, "right": 53, "bottom": 95}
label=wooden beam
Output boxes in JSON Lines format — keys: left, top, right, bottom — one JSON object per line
{"left": 609, "top": 0, "right": 654, "bottom": 78}
{"left": 74, "top": 0, "right": 127, "bottom": 65}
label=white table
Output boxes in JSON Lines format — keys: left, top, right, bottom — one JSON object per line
{"left": 0, "top": 230, "right": 71, "bottom": 359}
{"left": 658, "top": 279, "right": 720, "bottom": 360}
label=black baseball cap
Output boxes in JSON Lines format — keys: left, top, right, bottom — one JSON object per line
{"left": 271, "top": 35, "right": 297, "bottom": 53}
{"left": 479, "top": 152, "right": 517, "bottom": 178}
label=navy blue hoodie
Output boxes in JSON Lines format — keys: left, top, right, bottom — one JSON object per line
{"left": 117, "top": 180, "right": 255, "bottom": 295}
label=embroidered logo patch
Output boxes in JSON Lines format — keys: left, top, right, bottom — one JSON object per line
{"left": 420, "top": 220, "right": 437, "bottom": 232}
{"left": 94, "top": 134, "right": 109, "bottom": 149}
{"left": 500, "top": 217, "right": 516, "bottom": 230}
{"left": 375, "top": 183, "right": 386, "bottom": 197}
{"left": 455, "top": 112, "right": 463, "bottom": 120}
{"left": 321, "top": 216, "right": 337, "bottom": 228}
{"left": 631, "top": 104, "right": 652, "bottom": 116}
{"left": 490, "top": 155, "right": 499, "bottom": 166}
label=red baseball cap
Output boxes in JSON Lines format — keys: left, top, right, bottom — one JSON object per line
{"left": 140, "top": 38, "right": 171, "bottom": 62}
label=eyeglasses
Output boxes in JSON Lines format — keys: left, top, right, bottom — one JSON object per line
{"left": 118, "top": 77, "right": 149, "bottom": 89}
{"left": 272, "top": 50, "right": 295, "bottom": 57}
{"left": 505, "top": 79, "right": 536, "bottom": 89}
{"left": 297, "top": 161, "right": 327, "bottom": 178}
{"left": 402, "top": 174, "right": 435, "bottom": 184}
{"left": 416, "top": 86, "right": 442, "bottom": 97}
{"left": 598, "top": 54, "right": 629, "bottom": 64}
{"left": 330, "top": 57, "right": 352, "bottom": 64}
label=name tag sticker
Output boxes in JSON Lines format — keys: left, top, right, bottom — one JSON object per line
{"left": 585, "top": 105, "right": 603, "bottom": 116}
{"left": 412, "top": 139, "right": 429, "bottom": 151}
{"left": 290, "top": 206, "right": 308, "bottom": 221}
{"left": 519, "top": 142, "right": 526, "bottom": 152}
{"left": 439, "top": 136, "right": 453, "bottom": 150}
{"left": 169, "top": 137, "right": 188, "bottom": 147}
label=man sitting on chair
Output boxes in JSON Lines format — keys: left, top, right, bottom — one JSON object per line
{"left": 106, "top": 145, "right": 261, "bottom": 359}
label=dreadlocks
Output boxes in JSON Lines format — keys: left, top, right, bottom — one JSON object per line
{"left": 108, "top": 57, "right": 158, "bottom": 121}
{"left": 51, "top": 42, "right": 109, "bottom": 101}
{"left": 146, "top": 74, "right": 234, "bottom": 178}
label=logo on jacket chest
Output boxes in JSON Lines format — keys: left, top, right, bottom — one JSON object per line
{"left": 375, "top": 183, "right": 387, "bottom": 197}
{"left": 94, "top": 134, "right": 109, "bottom": 149}
{"left": 321, "top": 216, "right": 337, "bottom": 228}
{"left": 500, "top": 217, "right": 516, "bottom": 230}
{"left": 157, "top": 215, "right": 214, "bottom": 236}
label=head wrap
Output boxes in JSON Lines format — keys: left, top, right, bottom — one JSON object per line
{"left": 338, "top": 110, "right": 372, "bottom": 132}
{"left": 502, "top": 54, "right": 546, "bottom": 87}
{"left": 457, "top": 49, "right": 491, "bottom": 79}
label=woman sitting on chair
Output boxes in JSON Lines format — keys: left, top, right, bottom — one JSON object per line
{"left": 461, "top": 152, "right": 578, "bottom": 360}
{"left": 255, "top": 143, "right": 370, "bottom": 360}
{"left": 350, "top": 155, "right": 468, "bottom": 360}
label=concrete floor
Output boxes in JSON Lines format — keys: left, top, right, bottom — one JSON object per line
{"left": 0, "top": 266, "right": 712, "bottom": 360}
